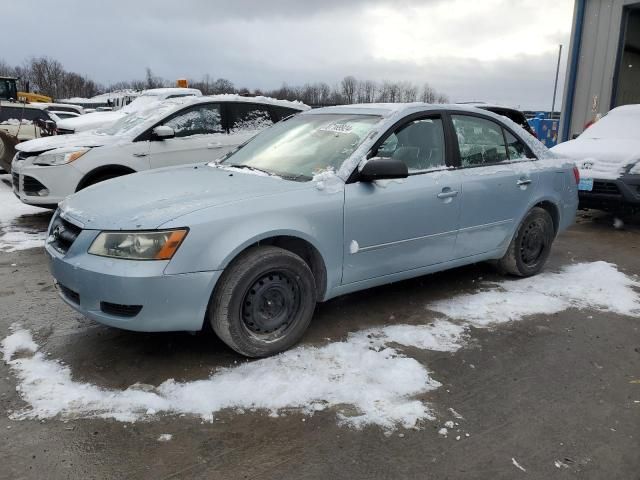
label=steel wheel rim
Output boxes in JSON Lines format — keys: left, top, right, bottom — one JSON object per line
{"left": 520, "top": 219, "right": 547, "bottom": 266}
{"left": 241, "top": 270, "right": 301, "bottom": 338}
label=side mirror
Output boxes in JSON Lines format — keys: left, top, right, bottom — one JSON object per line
{"left": 152, "top": 125, "right": 175, "bottom": 140}
{"left": 359, "top": 157, "right": 408, "bottom": 182}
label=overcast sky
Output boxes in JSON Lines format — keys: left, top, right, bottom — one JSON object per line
{"left": 2, "top": 0, "right": 575, "bottom": 110}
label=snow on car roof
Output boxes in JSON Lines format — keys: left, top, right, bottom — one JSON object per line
{"left": 138, "top": 87, "right": 202, "bottom": 97}
{"left": 205, "top": 94, "right": 309, "bottom": 110}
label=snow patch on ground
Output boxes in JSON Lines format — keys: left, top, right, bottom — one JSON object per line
{"left": 428, "top": 262, "right": 640, "bottom": 325}
{"left": 1, "top": 326, "right": 38, "bottom": 362}
{"left": 0, "top": 175, "right": 48, "bottom": 251}
{"left": 3, "top": 262, "right": 638, "bottom": 430}
{"left": 1, "top": 321, "right": 465, "bottom": 429}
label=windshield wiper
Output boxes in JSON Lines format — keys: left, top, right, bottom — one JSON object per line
{"left": 224, "top": 164, "right": 274, "bottom": 176}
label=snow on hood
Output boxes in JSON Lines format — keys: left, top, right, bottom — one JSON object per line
{"left": 56, "top": 111, "right": 125, "bottom": 132}
{"left": 59, "top": 164, "right": 310, "bottom": 230}
{"left": 15, "top": 131, "right": 118, "bottom": 154}
{"left": 551, "top": 138, "right": 640, "bottom": 180}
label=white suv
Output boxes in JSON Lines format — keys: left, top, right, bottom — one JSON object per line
{"left": 12, "top": 95, "right": 308, "bottom": 207}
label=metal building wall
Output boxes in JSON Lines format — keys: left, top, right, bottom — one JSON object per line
{"left": 559, "top": 0, "right": 639, "bottom": 141}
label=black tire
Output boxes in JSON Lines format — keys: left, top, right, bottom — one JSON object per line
{"left": 79, "top": 172, "right": 126, "bottom": 190}
{"left": 498, "top": 207, "right": 554, "bottom": 277}
{"left": 210, "top": 246, "right": 317, "bottom": 357}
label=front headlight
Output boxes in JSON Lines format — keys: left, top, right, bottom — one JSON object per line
{"left": 88, "top": 229, "right": 188, "bottom": 260}
{"left": 33, "top": 148, "right": 90, "bottom": 166}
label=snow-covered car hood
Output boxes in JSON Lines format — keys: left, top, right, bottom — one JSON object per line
{"left": 56, "top": 111, "right": 125, "bottom": 133}
{"left": 15, "top": 131, "right": 121, "bottom": 154}
{"left": 58, "top": 164, "right": 312, "bottom": 230}
{"left": 551, "top": 138, "right": 640, "bottom": 180}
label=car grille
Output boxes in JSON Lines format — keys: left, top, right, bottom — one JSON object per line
{"left": 592, "top": 181, "right": 620, "bottom": 195}
{"left": 22, "top": 175, "right": 47, "bottom": 196}
{"left": 12, "top": 172, "right": 19, "bottom": 190}
{"left": 100, "top": 302, "right": 143, "bottom": 318}
{"left": 58, "top": 284, "right": 80, "bottom": 304}
{"left": 48, "top": 213, "right": 82, "bottom": 255}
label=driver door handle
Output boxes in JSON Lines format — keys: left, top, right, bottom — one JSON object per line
{"left": 437, "top": 189, "right": 459, "bottom": 199}
{"left": 517, "top": 178, "right": 532, "bottom": 186}
{"left": 133, "top": 152, "right": 148, "bottom": 157}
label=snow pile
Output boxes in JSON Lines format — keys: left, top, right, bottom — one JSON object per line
{"left": 428, "top": 261, "right": 640, "bottom": 325}
{"left": 1, "top": 325, "right": 38, "bottom": 362}
{"left": 1, "top": 321, "right": 466, "bottom": 429}
{"left": 0, "top": 175, "right": 48, "bottom": 252}
{"left": 2, "top": 262, "right": 638, "bottom": 429}
{"left": 313, "top": 168, "right": 344, "bottom": 193}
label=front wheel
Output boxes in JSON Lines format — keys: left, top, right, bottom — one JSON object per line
{"left": 210, "top": 246, "right": 317, "bottom": 357}
{"left": 498, "top": 207, "right": 554, "bottom": 277}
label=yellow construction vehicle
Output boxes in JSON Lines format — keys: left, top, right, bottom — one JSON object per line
{"left": 1, "top": 76, "right": 52, "bottom": 103}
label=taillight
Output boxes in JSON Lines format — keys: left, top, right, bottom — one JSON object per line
{"left": 573, "top": 166, "right": 580, "bottom": 185}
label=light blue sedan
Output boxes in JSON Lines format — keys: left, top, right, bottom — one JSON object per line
{"left": 45, "top": 104, "right": 579, "bottom": 357}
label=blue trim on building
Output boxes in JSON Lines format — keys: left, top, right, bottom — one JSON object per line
{"left": 561, "top": 0, "right": 586, "bottom": 142}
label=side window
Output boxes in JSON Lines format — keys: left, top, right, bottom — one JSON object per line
{"left": 452, "top": 115, "right": 508, "bottom": 166}
{"left": 163, "top": 104, "right": 222, "bottom": 138}
{"left": 376, "top": 117, "right": 446, "bottom": 173}
{"left": 504, "top": 130, "right": 529, "bottom": 160}
{"left": 229, "top": 103, "right": 273, "bottom": 133}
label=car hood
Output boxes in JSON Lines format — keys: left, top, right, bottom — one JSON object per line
{"left": 551, "top": 138, "right": 640, "bottom": 180}
{"left": 56, "top": 111, "right": 125, "bottom": 132}
{"left": 58, "top": 164, "right": 312, "bottom": 230}
{"left": 15, "top": 131, "right": 122, "bottom": 154}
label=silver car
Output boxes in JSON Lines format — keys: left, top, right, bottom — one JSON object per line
{"left": 45, "top": 103, "right": 579, "bottom": 357}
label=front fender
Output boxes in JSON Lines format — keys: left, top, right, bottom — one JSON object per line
{"left": 161, "top": 187, "right": 345, "bottom": 296}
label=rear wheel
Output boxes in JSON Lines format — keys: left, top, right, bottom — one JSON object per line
{"left": 498, "top": 207, "right": 554, "bottom": 277}
{"left": 210, "top": 246, "right": 316, "bottom": 357}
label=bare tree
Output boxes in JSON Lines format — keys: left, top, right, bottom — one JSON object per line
{"left": 340, "top": 76, "right": 357, "bottom": 104}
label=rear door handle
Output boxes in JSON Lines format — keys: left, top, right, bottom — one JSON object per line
{"left": 437, "top": 189, "right": 459, "bottom": 199}
{"left": 517, "top": 178, "right": 532, "bottom": 186}
{"left": 133, "top": 152, "right": 148, "bottom": 157}
{"left": 207, "top": 142, "right": 223, "bottom": 149}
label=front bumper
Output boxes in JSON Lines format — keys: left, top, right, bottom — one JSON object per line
{"left": 578, "top": 174, "right": 640, "bottom": 211}
{"left": 44, "top": 228, "right": 222, "bottom": 332}
{"left": 11, "top": 157, "right": 83, "bottom": 206}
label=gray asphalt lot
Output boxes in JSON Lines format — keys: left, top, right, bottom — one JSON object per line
{"left": 0, "top": 209, "right": 638, "bottom": 480}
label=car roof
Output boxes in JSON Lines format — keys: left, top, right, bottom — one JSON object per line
{"left": 303, "top": 102, "right": 510, "bottom": 118}
{"left": 158, "top": 94, "right": 309, "bottom": 112}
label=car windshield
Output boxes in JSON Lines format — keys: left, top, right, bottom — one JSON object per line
{"left": 580, "top": 110, "right": 640, "bottom": 140}
{"left": 97, "top": 101, "right": 175, "bottom": 137}
{"left": 218, "top": 113, "right": 381, "bottom": 179}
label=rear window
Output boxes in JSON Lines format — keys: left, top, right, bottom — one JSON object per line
{"left": 228, "top": 103, "right": 274, "bottom": 133}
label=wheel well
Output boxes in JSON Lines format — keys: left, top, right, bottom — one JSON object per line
{"left": 76, "top": 165, "right": 136, "bottom": 191}
{"left": 241, "top": 236, "right": 327, "bottom": 300}
{"left": 534, "top": 201, "right": 559, "bottom": 235}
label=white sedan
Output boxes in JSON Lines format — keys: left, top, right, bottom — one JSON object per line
{"left": 11, "top": 95, "right": 308, "bottom": 207}
{"left": 552, "top": 104, "right": 640, "bottom": 212}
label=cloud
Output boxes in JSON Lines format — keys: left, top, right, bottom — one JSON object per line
{"left": 0, "top": 0, "right": 573, "bottom": 109}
